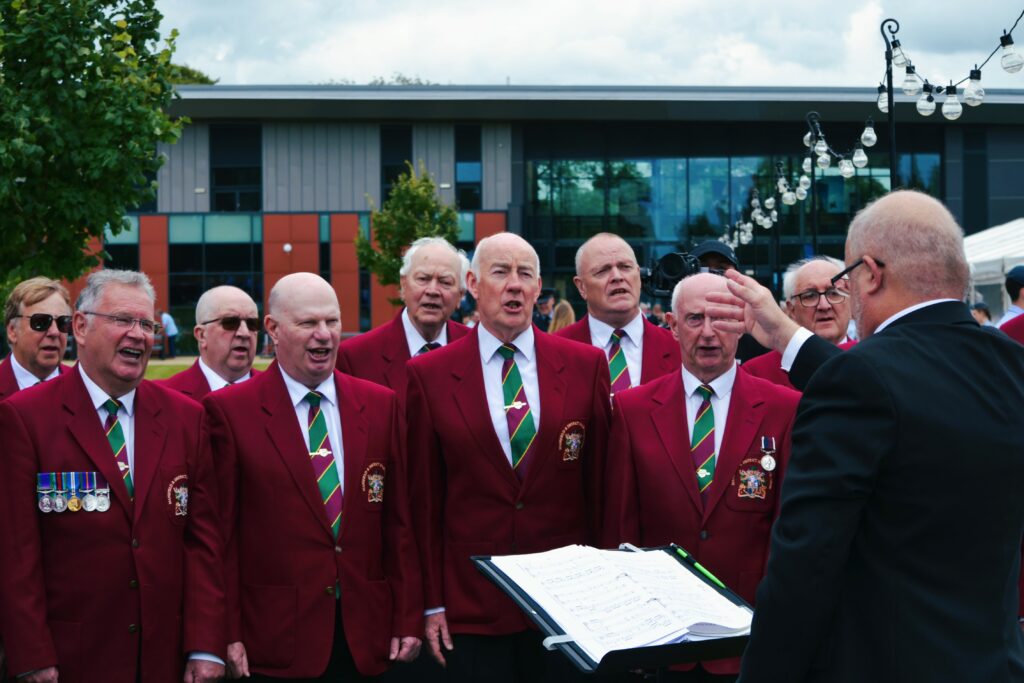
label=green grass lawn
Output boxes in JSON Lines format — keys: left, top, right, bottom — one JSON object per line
{"left": 144, "top": 358, "right": 273, "bottom": 380}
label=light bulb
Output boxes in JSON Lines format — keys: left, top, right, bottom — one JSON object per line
{"left": 852, "top": 146, "right": 868, "bottom": 169}
{"left": 795, "top": 186, "right": 808, "bottom": 201}
{"left": 942, "top": 84, "right": 962, "bottom": 121}
{"left": 799, "top": 175, "right": 811, "bottom": 189}
{"left": 777, "top": 178, "right": 788, "bottom": 193}
{"left": 817, "top": 154, "right": 831, "bottom": 170}
{"left": 740, "top": 230, "right": 753, "bottom": 245}
{"left": 744, "top": 222, "right": 753, "bottom": 231}
{"left": 802, "top": 157, "right": 813, "bottom": 174}
{"left": 770, "top": 209, "right": 778, "bottom": 222}
{"left": 861, "top": 124, "right": 877, "bottom": 148}
{"left": 902, "top": 64, "right": 922, "bottom": 97}
{"left": 876, "top": 84, "right": 889, "bottom": 113}
{"left": 964, "top": 68, "right": 985, "bottom": 107}
{"left": 890, "top": 39, "right": 907, "bottom": 68}
{"left": 803, "top": 132, "right": 812, "bottom": 148}
{"left": 782, "top": 191, "right": 797, "bottom": 206}
{"left": 1001, "top": 33, "right": 1024, "bottom": 74}
{"left": 750, "top": 197, "right": 760, "bottom": 209}
{"left": 814, "top": 136, "right": 828, "bottom": 156}
{"left": 839, "top": 159, "right": 855, "bottom": 179}
{"left": 751, "top": 208, "right": 762, "bottom": 221}
{"left": 916, "top": 83, "right": 935, "bottom": 116}
{"left": 763, "top": 196, "right": 775, "bottom": 210}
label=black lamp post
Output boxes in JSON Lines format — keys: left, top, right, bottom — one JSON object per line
{"left": 880, "top": 18, "right": 900, "bottom": 185}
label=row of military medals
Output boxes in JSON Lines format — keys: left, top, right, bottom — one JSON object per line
{"left": 37, "top": 472, "right": 111, "bottom": 513}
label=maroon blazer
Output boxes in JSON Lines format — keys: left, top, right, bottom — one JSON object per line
{"left": 406, "top": 327, "right": 611, "bottom": 636}
{"left": 602, "top": 369, "right": 799, "bottom": 675}
{"left": 554, "top": 314, "right": 680, "bottom": 385}
{"left": 0, "top": 357, "right": 67, "bottom": 402}
{"left": 336, "top": 312, "right": 469, "bottom": 408}
{"left": 741, "top": 340, "right": 856, "bottom": 391}
{"left": 159, "top": 360, "right": 262, "bottom": 401}
{"left": 203, "top": 363, "right": 421, "bottom": 678}
{"left": 0, "top": 367, "right": 224, "bottom": 683}
{"left": 1002, "top": 314, "right": 1024, "bottom": 345}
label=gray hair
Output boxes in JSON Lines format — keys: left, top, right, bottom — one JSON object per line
{"left": 76, "top": 269, "right": 155, "bottom": 313}
{"left": 470, "top": 233, "right": 541, "bottom": 278}
{"left": 399, "top": 236, "right": 470, "bottom": 292}
{"left": 846, "top": 190, "right": 969, "bottom": 300}
{"left": 782, "top": 256, "right": 845, "bottom": 300}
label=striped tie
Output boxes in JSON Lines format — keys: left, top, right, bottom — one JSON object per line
{"left": 419, "top": 342, "right": 441, "bottom": 355}
{"left": 103, "top": 399, "right": 133, "bottom": 498}
{"left": 306, "top": 392, "right": 343, "bottom": 538}
{"left": 497, "top": 344, "right": 536, "bottom": 479}
{"left": 690, "top": 384, "right": 716, "bottom": 505}
{"left": 608, "top": 329, "right": 632, "bottom": 395}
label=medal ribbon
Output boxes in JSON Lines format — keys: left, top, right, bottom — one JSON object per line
{"left": 690, "top": 384, "right": 716, "bottom": 505}
{"left": 306, "top": 392, "right": 342, "bottom": 538}
{"left": 608, "top": 328, "right": 633, "bottom": 395}
{"left": 497, "top": 344, "right": 536, "bottom": 480}
{"left": 103, "top": 399, "right": 133, "bottom": 498}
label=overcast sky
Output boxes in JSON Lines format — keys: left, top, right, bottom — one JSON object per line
{"left": 159, "top": 0, "right": 1024, "bottom": 91}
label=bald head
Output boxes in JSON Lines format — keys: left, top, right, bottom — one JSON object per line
{"left": 196, "top": 286, "right": 257, "bottom": 325}
{"left": 266, "top": 273, "right": 341, "bottom": 388}
{"left": 670, "top": 273, "right": 739, "bottom": 383}
{"left": 573, "top": 233, "right": 642, "bottom": 329}
{"left": 471, "top": 233, "right": 541, "bottom": 278}
{"left": 194, "top": 285, "right": 260, "bottom": 382}
{"left": 468, "top": 233, "right": 542, "bottom": 343}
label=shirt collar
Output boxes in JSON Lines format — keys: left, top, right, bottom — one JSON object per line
{"left": 198, "top": 357, "right": 250, "bottom": 392}
{"left": 874, "top": 299, "right": 959, "bottom": 334}
{"left": 9, "top": 354, "right": 60, "bottom": 390}
{"left": 681, "top": 362, "right": 737, "bottom": 401}
{"left": 277, "top": 363, "right": 337, "bottom": 410}
{"left": 588, "top": 311, "right": 644, "bottom": 347}
{"left": 78, "top": 364, "right": 136, "bottom": 416}
{"left": 402, "top": 308, "right": 448, "bottom": 357}
{"left": 478, "top": 323, "right": 535, "bottom": 363}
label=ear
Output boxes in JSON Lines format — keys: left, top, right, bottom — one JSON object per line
{"left": 533, "top": 277, "right": 543, "bottom": 304}
{"left": 264, "top": 315, "right": 279, "bottom": 344}
{"left": 466, "top": 270, "right": 480, "bottom": 300}
{"left": 862, "top": 256, "right": 885, "bottom": 296}
{"left": 666, "top": 312, "right": 680, "bottom": 341}
{"left": 572, "top": 275, "right": 587, "bottom": 301}
{"left": 193, "top": 324, "right": 206, "bottom": 349}
{"left": 5, "top": 320, "right": 18, "bottom": 346}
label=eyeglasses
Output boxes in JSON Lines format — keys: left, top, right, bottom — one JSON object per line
{"left": 201, "top": 316, "right": 261, "bottom": 332}
{"left": 830, "top": 257, "right": 886, "bottom": 286}
{"left": 790, "top": 287, "right": 850, "bottom": 308}
{"left": 9, "top": 313, "right": 73, "bottom": 333}
{"left": 81, "top": 311, "right": 162, "bottom": 335}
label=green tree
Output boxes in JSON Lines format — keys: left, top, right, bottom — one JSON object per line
{"left": 0, "top": 0, "right": 186, "bottom": 292}
{"left": 355, "top": 161, "right": 459, "bottom": 304}
{"left": 169, "top": 63, "right": 217, "bottom": 85}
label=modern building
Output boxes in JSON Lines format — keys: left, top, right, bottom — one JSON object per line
{"left": 102, "top": 85, "right": 1024, "bottom": 349}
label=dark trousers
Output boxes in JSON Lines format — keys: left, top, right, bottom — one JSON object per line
{"left": 380, "top": 651, "right": 444, "bottom": 683}
{"left": 444, "top": 631, "right": 586, "bottom": 683}
{"left": 248, "top": 608, "right": 373, "bottom": 682}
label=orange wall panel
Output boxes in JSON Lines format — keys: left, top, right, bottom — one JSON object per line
{"left": 371, "top": 278, "right": 401, "bottom": 329}
{"left": 261, "top": 214, "right": 320, "bottom": 310}
{"left": 139, "top": 215, "right": 169, "bottom": 311}
{"left": 475, "top": 212, "right": 507, "bottom": 243}
{"left": 331, "top": 214, "right": 361, "bottom": 333}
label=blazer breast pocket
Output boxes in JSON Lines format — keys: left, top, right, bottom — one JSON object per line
{"left": 555, "top": 419, "right": 587, "bottom": 469}
{"left": 358, "top": 459, "right": 389, "bottom": 511}
{"left": 160, "top": 466, "right": 189, "bottom": 525}
{"left": 723, "top": 457, "right": 776, "bottom": 513}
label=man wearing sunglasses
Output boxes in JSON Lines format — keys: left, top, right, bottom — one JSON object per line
{"left": 741, "top": 257, "right": 854, "bottom": 391}
{"left": 1, "top": 277, "right": 73, "bottom": 400}
{"left": 161, "top": 286, "right": 261, "bottom": 400}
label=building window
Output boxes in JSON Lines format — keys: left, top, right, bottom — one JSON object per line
{"left": 455, "top": 124, "right": 482, "bottom": 210}
{"left": 319, "top": 215, "right": 332, "bottom": 283}
{"left": 104, "top": 218, "right": 140, "bottom": 270}
{"left": 381, "top": 125, "right": 412, "bottom": 202}
{"left": 210, "top": 125, "right": 262, "bottom": 212}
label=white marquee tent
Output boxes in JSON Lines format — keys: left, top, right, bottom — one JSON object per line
{"left": 965, "top": 217, "right": 1024, "bottom": 287}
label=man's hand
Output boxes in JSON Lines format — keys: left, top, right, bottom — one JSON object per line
{"left": 184, "top": 659, "right": 224, "bottom": 683}
{"left": 706, "top": 269, "right": 801, "bottom": 353}
{"left": 424, "top": 612, "right": 453, "bottom": 666}
{"left": 226, "top": 642, "right": 249, "bottom": 679}
{"left": 389, "top": 636, "right": 422, "bottom": 663}
{"left": 20, "top": 667, "right": 58, "bottom": 683}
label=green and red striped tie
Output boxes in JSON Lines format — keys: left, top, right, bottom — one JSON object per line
{"left": 690, "top": 384, "right": 716, "bottom": 505}
{"left": 497, "top": 344, "right": 536, "bottom": 480}
{"left": 104, "top": 399, "right": 133, "bottom": 498}
{"left": 306, "top": 392, "right": 342, "bottom": 538}
{"left": 608, "top": 328, "right": 632, "bottom": 395}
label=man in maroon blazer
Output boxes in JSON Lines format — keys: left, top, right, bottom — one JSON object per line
{"left": 556, "top": 233, "right": 680, "bottom": 391}
{"left": 204, "top": 272, "right": 421, "bottom": 681}
{"left": 407, "top": 233, "right": 611, "bottom": 682}
{"left": 603, "top": 273, "right": 799, "bottom": 680}
{"left": 161, "top": 285, "right": 261, "bottom": 400}
{"left": 742, "top": 256, "right": 853, "bottom": 390}
{"left": 1, "top": 277, "right": 72, "bottom": 400}
{"left": 0, "top": 269, "right": 225, "bottom": 683}
{"left": 337, "top": 237, "right": 469, "bottom": 408}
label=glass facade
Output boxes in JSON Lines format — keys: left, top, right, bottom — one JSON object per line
{"left": 455, "top": 124, "right": 483, "bottom": 210}
{"left": 381, "top": 125, "right": 413, "bottom": 202}
{"left": 210, "top": 125, "right": 262, "bottom": 212}
{"left": 104, "top": 217, "right": 140, "bottom": 270}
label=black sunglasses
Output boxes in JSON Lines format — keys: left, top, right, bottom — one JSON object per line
{"left": 10, "top": 313, "right": 73, "bottom": 333}
{"left": 201, "top": 316, "right": 261, "bottom": 332}
{"left": 830, "top": 257, "right": 886, "bottom": 286}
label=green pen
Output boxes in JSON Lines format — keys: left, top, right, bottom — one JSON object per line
{"left": 675, "top": 546, "right": 726, "bottom": 589}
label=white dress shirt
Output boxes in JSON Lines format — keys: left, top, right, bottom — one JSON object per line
{"left": 10, "top": 354, "right": 60, "bottom": 391}
{"left": 79, "top": 365, "right": 137, "bottom": 477}
{"left": 198, "top": 357, "right": 251, "bottom": 392}
{"left": 588, "top": 311, "right": 645, "bottom": 387}
{"left": 681, "top": 363, "right": 737, "bottom": 457}
{"left": 278, "top": 365, "right": 345, "bottom": 495}
{"left": 402, "top": 308, "right": 449, "bottom": 357}
{"left": 478, "top": 324, "right": 541, "bottom": 467}
{"left": 996, "top": 304, "right": 1023, "bottom": 327}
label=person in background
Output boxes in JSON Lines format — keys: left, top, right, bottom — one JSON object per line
{"left": 1, "top": 277, "right": 72, "bottom": 400}
{"left": 159, "top": 308, "right": 179, "bottom": 359}
{"left": 546, "top": 299, "right": 576, "bottom": 333}
{"left": 532, "top": 288, "right": 557, "bottom": 332}
{"left": 997, "top": 265, "right": 1024, "bottom": 326}
{"left": 971, "top": 302, "right": 996, "bottom": 327}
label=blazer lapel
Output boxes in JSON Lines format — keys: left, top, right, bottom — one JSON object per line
{"left": 130, "top": 383, "right": 167, "bottom": 520}
{"left": 520, "top": 334, "right": 567, "bottom": 492}
{"left": 650, "top": 374, "right": 704, "bottom": 511}
{"left": 64, "top": 368, "right": 133, "bottom": 520}
{"left": 261, "top": 366, "right": 334, "bottom": 538}
{"left": 381, "top": 315, "right": 410, "bottom": 392}
{"left": 336, "top": 372, "right": 369, "bottom": 537}
{"left": 703, "top": 371, "right": 764, "bottom": 517}
{"left": 641, "top": 318, "right": 676, "bottom": 383}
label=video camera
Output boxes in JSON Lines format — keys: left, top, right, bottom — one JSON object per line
{"left": 640, "top": 252, "right": 702, "bottom": 298}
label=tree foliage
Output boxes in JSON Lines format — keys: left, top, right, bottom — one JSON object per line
{"left": 0, "top": 0, "right": 185, "bottom": 291}
{"left": 355, "top": 161, "right": 459, "bottom": 303}
{"left": 169, "top": 62, "right": 217, "bottom": 85}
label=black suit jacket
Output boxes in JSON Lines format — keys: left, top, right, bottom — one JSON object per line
{"left": 739, "top": 301, "right": 1024, "bottom": 683}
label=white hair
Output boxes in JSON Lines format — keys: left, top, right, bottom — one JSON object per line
{"left": 76, "top": 269, "right": 155, "bottom": 312}
{"left": 470, "top": 234, "right": 541, "bottom": 278}
{"left": 400, "top": 236, "right": 470, "bottom": 292}
{"left": 781, "top": 256, "right": 845, "bottom": 300}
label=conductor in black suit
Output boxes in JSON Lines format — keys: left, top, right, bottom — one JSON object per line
{"left": 709, "top": 190, "right": 1024, "bottom": 683}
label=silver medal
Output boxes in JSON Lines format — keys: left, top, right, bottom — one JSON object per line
{"left": 83, "top": 493, "right": 98, "bottom": 512}
{"left": 38, "top": 494, "right": 53, "bottom": 513}
{"left": 95, "top": 491, "right": 111, "bottom": 512}
{"left": 760, "top": 454, "right": 777, "bottom": 472}
{"left": 52, "top": 493, "right": 68, "bottom": 513}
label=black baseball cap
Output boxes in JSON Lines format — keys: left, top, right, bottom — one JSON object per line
{"left": 691, "top": 240, "right": 740, "bottom": 269}
{"left": 1007, "top": 265, "right": 1024, "bottom": 285}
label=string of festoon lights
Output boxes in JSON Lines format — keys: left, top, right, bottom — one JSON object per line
{"left": 878, "top": 8, "right": 1024, "bottom": 120}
